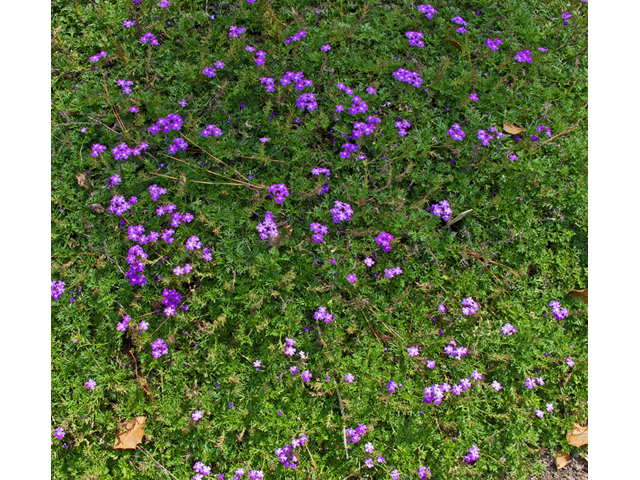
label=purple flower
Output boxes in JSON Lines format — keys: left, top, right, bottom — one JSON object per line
{"left": 464, "top": 444, "right": 480, "bottom": 463}
{"left": 417, "top": 4, "right": 437, "bottom": 19}
{"left": 51, "top": 280, "right": 65, "bottom": 300}
{"left": 407, "top": 346, "right": 420, "bottom": 357}
{"left": 296, "top": 93, "right": 318, "bottom": 111}
{"left": 539, "top": 47, "right": 548, "bottom": 52}
{"left": 546, "top": 403, "right": 554, "bottom": 412}
{"left": 178, "top": 99, "right": 187, "bottom": 107}
{"left": 91, "top": 143, "right": 107, "bottom": 157}
{"left": 501, "top": 323, "right": 517, "bottom": 335}
{"left": 406, "top": 31, "right": 425, "bottom": 47}
{"left": 461, "top": 297, "right": 479, "bottom": 316}
{"left": 447, "top": 123, "right": 466, "bottom": 141}
{"left": 256, "top": 211, "right": 278, "bottom": 240}
{"left": 491, "top": 380, "right": 502, "bottom": 391}
{"left": 158, "top": 0, "right": 171, "bottom": 7}
{"left": 229, "top": 26, "right": 247, "bottom": 38}
{"left": 485, "top": 38, "right": 503, "bottom": 51}
{"left": 509, "top": 154, "right": 519, "bottom": 162}
{"left": 549, "top": 300, "right": 569, "bottom": 321}
{"left": 259, "top": 137, "right": 269, "bottom": 143}
{"left": 185, "top": 236, "right": 202, "bottom": 251}
{"left": 425, "top": 359, "right": 436, "bottom": 370}
{"left": 347, "top": 273, "right": 357, "bottom": 284}
{"left": 364, "top": 257, "right": 375, "bottom": 267}
{"left": 122, "top": 20, "right": 136, "bottom": 29}
{"left": 301, "top": 370, "right": 312, "bottom": 382}
{"left": 390, "top": 469, "right": 401, "bottom": 480}
{"left": 418, "top": 466, "right": 432, "bottom": 479}
{"left": 311, "top": 167, "right": 331, "bottom": 177}
{"left": 377, "top": 456, "right": 386, "bottom": 464}
{"left": 321, "top": 44, "right": 331, "bottom": 51}
{"left": 201, "top": 124, "right": 223, "bottom": 137}
{"left": 524, "top": 377, "right": 537, "bottom": 389}
{"left": 202, "top": 67, "right": 217, "bottom": 78}
{"left": 192, "top": 410, "right": 203, "bottom": 421}
{"left": 536, "top": 377, "right": 545, "bottom": 386}
{"left": 470, "top": 369, "right": 483, "bottom": 381}
{"left": 566, "top": 357, "right": 575, "bottom": 367}
{"left": 469, "top": 93, "right": 479, "bottom": 101}
{"left": 284, "top": 30, "right": 306, "bottom": 44}
{"left": 140, "top": 32, "right": 159, "bottom": 45}
{"left": 151, "top": 338, "right": 169, "bottom": 358}
{"left": 259, "top": 77, "right": 275, "bottom": 92}
{"left": 374, "top": 232, "right": 394, "bottom": 252}
{"left": 53, "top": 427, "right": 65, "bottom": 440}
{"left": 366, "top": 86, "right": 377, "bottom": 94}
{"left": 386, "top": 380, "right": 398, "bottom": 393}
{"left": 344, "top": 373, "right": 355, "bottom": 383}
{"left": 392, "top": 68, "right": 422, "bottom": 88}
{"left": 85, "top": 379, "right": 97, "bottom": 390}
{"left": 514, "top": 50, "right": 533, "bottom": 63}
{"left": 364, "top": 442, "right": 374, "bottom": 453}
{"left": 330, "top": 201, "right": 354, "bottom": 223}
{"left": 267, "top": 183, "right": 289, "bottom": 204}
{"left": 535, "top": 409, "right": 545, "bottom": 418}
{"left": 562, "top": 12, "right": 572, "bottom": 20}
{"left": 139, "top": 321, "right": 149, "bottom": 331}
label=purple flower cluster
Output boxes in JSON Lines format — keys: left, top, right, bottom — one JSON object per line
{"left": 192, "top": 461, "right": 212, "bottom": 478}
{"left": 116, "top": 314, "right": 131, "bottom": 332}
{"left": 151, "top": 338, "right": 169, "bottom": 358}
{"left": 321, "top": 44, "right": 331, "bottom": 52}
{"left": 352, "top": 117, "right": 379, "bottom": 139}
{"left": 407, "top": 346, "right": 420, "bottom": 357}
{"left": 444, "top": 338, "right": 468, "bottom": 360}
{"left": 284, "top": 337, "right": 297, "bottom": 356}
{"left": 122, "top": 20, "right": 136, "bottom": 29}
{"left": 417, "top": 4, "right": 437, "bottom": 19}
{"left": 91, "top": 143, "right": 107, "bottom": 157}
{"left": 314, "top": 306, "right": 334, "bottom": 323}
{"left": 156, "top": 203, "right": 177, "bottom": 216}
{"left": 549, "top": 301, "right": 568, "bottom": 321}
{"left": 168, "top": 137, "right": 188, "bottom": 154}
{"left": 310, "top": 223, "right": 329, "bottom": 243}
{"left": 111, "top": 142, "right": 147, "bottom": 161}
{"left": 296, "top": 93, "right": 318, "bottom": 111}
{"left": 202, "top": 248, "right": 213, "bottom": 261}
{"left": 85, "top": 379, "right": 97, "bottom": 390}
{"left": 173, "top": 264, "right": 193, "bottom": 276}
{"left": 336, "top": 82, "right": 354, "bottom": 95}
{"left": 330, "top": 201, "right": 354, "bottom": 223}
{"left": 386, "top": 380, "right": 399, "bottom": 393}
{"left": 149, "top": 184, "right": 167, "bottom": 201}
{"left": 375, "top": 232, "right": 394, "bottom": 252}
{"left": 280, "top": 71, "right": 312, "bottom": 91}
{"left": 384, "top": 266, "right": 403, "bottom": 278}
{"left": 418, "top": 466, "right": 432, "bottom": 479}
{"left": 53, "top": 427, "right": 65, "bottom": 440}
{"left": 232, "top": 468, "right": 246, "bottom": 480}
{"left": 161, "top": 228, "right": 175, "bottom": 244}
{"left": 247, "top": 471, "right": 264, "bottom": 480}
{"left": 256, "top": 211, "right": 278, "bottom": 239}
{"left": 392, "top": 68, "right": 423, "bottom": 88}
{"left": 347, "top": 273, "right": 357, "bottom": 284}
{"left": 267, "top": 183, "right": 289, "bottom": 204}
{"left": 148, "top": 113, "right": 183, "bottom": 135}
{"left": 340, "top": 142, "right": 359, "bottom": 159}
{"left": 318, "top": 183, "right": 330, "bottom": 195}
{"left": 90, "top": 51, "right": 108, "bottom": 62}
{"left": 202, "top": 67, "right": 217, "bottom": 78}
{"left": 485, "top": 38, "right": 503, "bottom": 51}
{"left": 425, "top": 359, "right": 436, "bottom": 369}
{"left": 347, "top": 95, "right": 368, "bottom": 115}
{"left": 312, "top": 167, "right": 331, "bottom": 177}
{"left": 109, "top": 195, "right": 135, "bottom": 215}
{"left": 406, "top": 31, "right": 425, "bottom": 47}
{"left": 301, "top": 370, "right": 312, "bottom": 382}
{"left": 162, "top": 288, "right": 182, "bottom": 317}
{"left": 229, "top": 26, "right": 246, "bottom": 38}
{"left": 514, "top": 50, "right": 533, "bottom": 63}
{"left": 260, "top": 77, "right": 275, "bottom": 92}
{"left": 394, "top": 117, "right": 411, "bottom": 137}
{"left": 464, "top": 444, "right": 480, "bottom": 463}
{"left": 116, "top": 79, "right": 133, "bottom": 94}
{"left": 275, "top": 434, "right": 309, "bottom": 469}
{"left": 477, "top": 129, "right": 495, "bottom": 146}
{"left": 536, "top": 125, "right": 552, "bottom": 137}
{"left": 451, "top": 16, "right": 468, "bottom": 25}
{"left": 284, "top": 30, "right": 306, "bottom": 44}
{"left": 429, "top": 199, "right": 453, "bottom": 222}
{"left": 51, "top": 280, "right": 65, "bottom": 300}
{"left": 501, "top": 323, "right": 517, "bottom": 335}
{"left": 126, "top": 245, "right": 147, "bottom": 286}
{"left": 254, "top": 50, "right": 266, "bottom": 66}
{"left": 344, "top": 373, "right": 355, "bottom": 383}
{"left": 461, "top": 297, "right": 479, "bottom": 315}
{"left": 201, "top": 124, "right": 223, "bottom": 137}
{"left": 159, "top": 0, "right": 171, "bottom": 6}
{"left": 140, "top": 32, "right": 159, "bottom": 45}
{"left": 447, "top": 123, "right": 466, "bottom": 141}
{"left": 346, "top": 423, "right": 368, "bottom": 443}
{"left": 185, "top": 235, "right": 202, "bottom": 251}
{"left": 364, "top": 257, "right": 375, "bottom": 267}
{"left": 192, "top": 410, "right": 203, "bottom": 422}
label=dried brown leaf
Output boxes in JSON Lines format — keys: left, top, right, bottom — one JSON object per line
{"left": 555, "top": 450, "right": 571, "bottom": 470}
{"left": 446, "top": 39, "right": 463, "bottom": 52}
{"left": 89, "top": 203, "right": 105, "bottom": 214}
{"left": 503, "top": 122, "right": 525, "bottom": 135}
{"left": 567, "top": 288, "right": 588, "bottom": 304}
{"left": 76, "top": 172, "right": 90, "bottom": 188}
{"left": 113, "top": 416, "right": 146, "bottom": 449}
{"left": 566, "top": 424, "right": 588, "bottom": 448}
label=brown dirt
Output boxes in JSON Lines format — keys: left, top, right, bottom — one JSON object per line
{"left": 530, "top": 450, "right": 588, "bottom": 480}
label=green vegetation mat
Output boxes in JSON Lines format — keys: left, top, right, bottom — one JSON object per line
{"left": 51, "top": 1, "right": 588, "bottom": 478}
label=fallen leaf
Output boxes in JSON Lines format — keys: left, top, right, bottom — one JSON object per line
{"left": 566, "top": 424, "right": 588, "bottom": 448}
{"left": 76, "top": 172, "right": 90, "bottom": 188}
{"left": 446, "top": 209, "right": 473, "bottom": 228}
{"left": 503, "top": 122, "right": 525, "bottom": 134}
{"left": 88, "top": 203, "right": 104, "bottom": 214}
{"left": 446, "top": 39, "right": 463, "bottom": 52}
{"left": 113, "top": 416, "right": 146, "bottom": 449}
{"left": 567, "top": 288, "right": 588, "bottom": 304}
{"left": 555, "top": 450, "right": 571, "bottom": 470}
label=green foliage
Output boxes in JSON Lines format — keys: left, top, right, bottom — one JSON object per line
{"left": 52, "top": 1, "right": 587, "bottom": 479}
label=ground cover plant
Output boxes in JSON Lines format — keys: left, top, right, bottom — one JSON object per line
{"left": 51, "top": 0, "right": 588, "bottom": 478}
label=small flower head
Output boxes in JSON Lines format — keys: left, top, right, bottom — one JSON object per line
{"left": 53, "top": 427, "right": 65, "bottom": 440}
{"left": 85, "top": 379, "right": 97, "bottom": 390}
{"left": 321, "top": 44, "right": 331, "bottom": 51}
{"left": 192, "top": 410, "right": 203, "bottom": 421}
{"left": 344, "top": 373, "right": 355, "bottom": 383}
